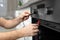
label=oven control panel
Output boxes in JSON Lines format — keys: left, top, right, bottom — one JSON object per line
{"left": 40, "top": 19, "right": 60, "bottom": 32}
{"left": 31, "top": 0, "right": 60, "bottom": 32}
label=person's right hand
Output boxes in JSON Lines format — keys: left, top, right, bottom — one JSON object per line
{"left": 19, "top": 24, "right": 39, "bottom": 37}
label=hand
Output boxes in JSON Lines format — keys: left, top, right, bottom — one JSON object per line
{"left": 19, "top": 24, "right": 39, "bottom": 37}
{"left": 19, "top": 12, "right": 30, "bottom": 22}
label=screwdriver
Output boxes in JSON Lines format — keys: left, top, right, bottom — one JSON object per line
{"left": 23, "top": 9, "right": 41, "bottom": 26}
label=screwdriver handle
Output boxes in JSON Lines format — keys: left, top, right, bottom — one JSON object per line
{"left": 37, "top": 19, "right": 40, "bottom": 26}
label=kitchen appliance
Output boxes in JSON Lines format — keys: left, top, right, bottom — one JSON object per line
{"left": 31, "top": 0, "right": 60, "bottom": 40}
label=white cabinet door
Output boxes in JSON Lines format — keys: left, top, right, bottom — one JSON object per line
{"left": 15, "top": 7, "right": 32, "bottom": 40}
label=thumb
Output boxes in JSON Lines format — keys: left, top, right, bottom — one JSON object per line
{"left": 24, "top": 12, "right": 30, "bottom": 16}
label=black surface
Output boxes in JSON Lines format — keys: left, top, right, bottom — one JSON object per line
{"left": 32, "top": 18, "right": 60, "bottom": 40}
{"left": 40, "top": 26, "right": 60, "bottom": 40}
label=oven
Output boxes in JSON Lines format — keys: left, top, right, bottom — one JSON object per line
{"left": 30, "top": 0, "right": 60, "bottom": 40}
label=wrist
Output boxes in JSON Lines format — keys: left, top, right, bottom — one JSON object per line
{"left": 13, "top": 17, "right": 23, "bottom": 23}
{"left": 16, "top": 29, "right": 25, "bottom": 38}
{"left": 17, "top": 16, "right": 23, "bottom": 22}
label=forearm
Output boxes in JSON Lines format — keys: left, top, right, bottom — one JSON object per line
{"left": 0, "top": 30, "right": 24, "bottom": 40}
{"left": 0, "top": 17, "right": 22, "bottom": 29}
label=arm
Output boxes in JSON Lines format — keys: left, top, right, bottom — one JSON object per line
{"left": 0, "top": 17, "right": 22, "bottom": 29}
{"left": 0, "top": 24, "right": 39, "bottom": 40}
{"left": 0, "top": 12, "right": 39, "bottom": 40}
{"left": 0, "top": 28, "right": 29, "bottom": 40}
{"left": 0, "top": 30, "right": 22, "bottom": 40}
{"left": 0, "top": 12, "right": 30, "bottom": 29}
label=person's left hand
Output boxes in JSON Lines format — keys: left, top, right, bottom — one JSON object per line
{"left": 18, "top": 12, "right": 30, "bottom": 22}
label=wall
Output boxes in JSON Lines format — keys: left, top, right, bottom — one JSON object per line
{"left": 0, "top": 0, "right": 7, "bottom": 17}
{"left": 7, "top": 0, "right": 18, "bottom": 17}
{"left": 0, "top": 0, "right": 17, "bottom": 32}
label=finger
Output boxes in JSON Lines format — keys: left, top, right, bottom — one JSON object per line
{"left": 32, "top": 24, "right": 38, "bottom": 26}
{"left": 24, "top": 14, "right": 29, "bottom": 17}
{"left": 25, "top": 12, "right": 31, "bottom": 16}
{"left": 33, "top": 33, "right": 38, "bottom": 36}
{"left": 25, "top": 12, "right": 31, "bottom": 14}
{"left": 23, "top": 14, "right": 29, "bottom": 18}
{"left": 33, "top": 26, "right": 38, "bottom": 29}
{"left": 33, "top": 29, "right": 39, "bottom": 32}
{"left": 22, "top": 12, "right": 29, "bottom": 17}
{"left": 25, "top": 12, "right": 30, "bottom": 15}
{"left": 23, "top": 15, "right": 29, "bottom": 18}
{"left": 25, "top": 17, "right": 29, "bottom": 19}
{"left": 24, "top": 17, "right": 29, "bottom": 20}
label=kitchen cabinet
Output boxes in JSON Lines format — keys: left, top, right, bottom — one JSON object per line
{"left": 15, "top": 7, "right": 32, "bottom": 40}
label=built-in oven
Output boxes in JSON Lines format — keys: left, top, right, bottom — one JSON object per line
{"left": 30, "top": 0, "right": 60, "bottom": 40}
